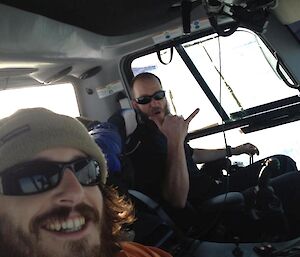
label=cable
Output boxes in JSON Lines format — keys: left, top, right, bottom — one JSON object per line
{"left": 218, "top": 34, "right": 231, "bottom": 234}
{"left": 197, "top": 35, "right": 232, "bottom": 240}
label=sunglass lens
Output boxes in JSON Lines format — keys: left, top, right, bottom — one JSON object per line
{"left": 74, "top": 159, "right": 101, "bottom": 186}
{"left": 136, "top": 96, "right": 151, "bottom": 104}
{"left": 136, "top": 91, "right": 165, "bottom": 105}
{"left": 19, "top": 171, "right": 59, "bottom": 194}
{"left": 153, "top": 91, "right": 165, "bottom": 100}
{"left": 3, "top": 163, "right": 61, "bottom": 195}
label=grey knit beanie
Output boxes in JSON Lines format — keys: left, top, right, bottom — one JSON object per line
{"left": 0, "top": 108, "right": 107, "bottom": 183}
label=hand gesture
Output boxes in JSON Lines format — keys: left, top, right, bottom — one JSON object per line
{"left": 151, "top": 108, "right": 199, "bottom": 144}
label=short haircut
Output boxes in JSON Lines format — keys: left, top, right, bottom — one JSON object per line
{"left": 130, "top": 72, "right": 162, "bottom": 90}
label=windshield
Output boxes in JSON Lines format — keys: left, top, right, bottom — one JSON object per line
{"left": 131, "top": 28, "right": 300, "bottom": 166}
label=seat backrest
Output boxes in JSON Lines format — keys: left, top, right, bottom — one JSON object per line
{"left": 121, "top": 109, "right": 138, "bottom": 138}
{"left": 108, "top": 108, "right": 138, "bottom": 145}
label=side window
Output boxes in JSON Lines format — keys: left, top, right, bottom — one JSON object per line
{"left": 131, "top": 28, "right": 300, "bottom": 166}
{"left": 0, "top": 83, "right": 79, "bottom": 119}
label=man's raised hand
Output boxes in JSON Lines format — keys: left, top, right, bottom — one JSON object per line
{"left": 150, "top": 108, "right": 199, "bottom": 143}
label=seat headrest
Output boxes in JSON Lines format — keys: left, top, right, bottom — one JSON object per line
{"left": 121, "top": 109, "right": 138, "bottom": 137}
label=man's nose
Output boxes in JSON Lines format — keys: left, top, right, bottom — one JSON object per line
{"left": 149, "top": 97, "right": 161, "bottom": 107}
{"left": 53, "top": 169, "right": 84, "bottom": 206}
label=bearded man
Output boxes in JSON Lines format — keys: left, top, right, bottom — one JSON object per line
{"left": 0, "top": 107, "right": 172, "bottom": 257}
{"left": 122, "top": 72, "right": 300, "bottom": 239}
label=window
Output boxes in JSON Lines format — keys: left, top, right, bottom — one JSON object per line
{"left": 0, "top": 83, "right": 79, "bottom": 119}
{"left": 131, "top": 28, "right": 300, "bottom": 166}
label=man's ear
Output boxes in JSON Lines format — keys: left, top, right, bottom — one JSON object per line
{"left": 132, "top": 100, "right": 138, "bottom": 109}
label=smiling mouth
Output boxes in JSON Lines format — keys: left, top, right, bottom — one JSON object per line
{"left": 44, "top": 216, "right": 86, "bottom": 233}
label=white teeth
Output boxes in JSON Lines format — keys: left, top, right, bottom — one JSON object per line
{"left": 45, "top": 217, "right": 85, "bottom": 233}
{"left": 74, "top": 218, "right": 81, "bottom": 228}
{"left": 67, "top": 219, "right": 73, "bottom": 229}
{"left": 50, "top": 223, "right": 56, "bottom": 231}
{"left": 62, "top": 221, "right": 68, "bottom": 230}
{"left": 55, "top": 222, "right": 61, "bottom": 231}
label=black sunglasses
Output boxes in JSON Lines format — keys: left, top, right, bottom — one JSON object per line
{"left": 135, "top": 90, "right": 165, "bottom": 105}
{"left": 0, "top": 158, "right": 101, "bottom": 196}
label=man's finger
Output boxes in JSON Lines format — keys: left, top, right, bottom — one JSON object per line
{"left": 185, "top": 108, "right": 200, "bottom": 124}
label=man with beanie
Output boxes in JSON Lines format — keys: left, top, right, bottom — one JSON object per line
{"left": 0, "top": 107, "right": 172, "bottom": 257}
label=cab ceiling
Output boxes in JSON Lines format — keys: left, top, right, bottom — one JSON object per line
{"left": 0, "top": 0, "right": 202, "bottom": 36}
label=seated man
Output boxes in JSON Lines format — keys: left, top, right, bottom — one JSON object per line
{"left": 123, "top": 72, "right": 300, "bottom": 238}
{"left": 0, "top": 107, "right": 172, "bottom": 257}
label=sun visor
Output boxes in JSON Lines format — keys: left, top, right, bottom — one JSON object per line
{"left": 30, "top": 65, "right": 73, "bottom": 84}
